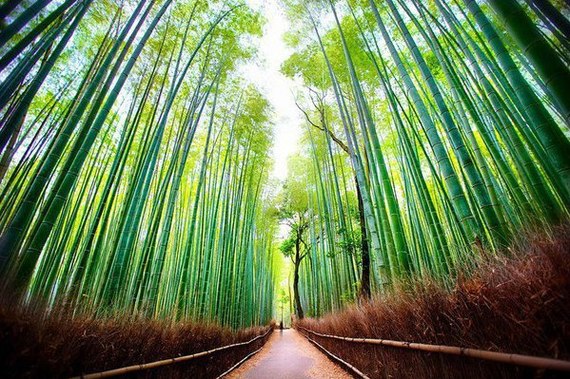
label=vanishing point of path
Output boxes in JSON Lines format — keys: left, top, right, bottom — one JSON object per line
{"left": 226, "top": 329, "right": 354, "bottom": 379}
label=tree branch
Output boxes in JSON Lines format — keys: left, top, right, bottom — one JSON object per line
{"left": 295, "top": 92, "right": 350, "bottom": 154}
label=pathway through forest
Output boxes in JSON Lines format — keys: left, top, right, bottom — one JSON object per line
{"left": 226, "top": 329, "right": 353, "bottom": 378}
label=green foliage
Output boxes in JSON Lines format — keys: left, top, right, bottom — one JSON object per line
{"left": 281, "top": 0, "right": 570, "bottom": 317}
{"left": 0, "top": 0, "right": 276, "bottom": 329}
{"left": 279, "top": 237, "right": 296, "bottom": 257}
{"left": 1, "top": 0, "right": 568, "bottom": 326}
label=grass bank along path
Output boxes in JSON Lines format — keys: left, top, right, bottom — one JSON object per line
{"left": 226, "top": 329, "right": 353, "bottom": 379}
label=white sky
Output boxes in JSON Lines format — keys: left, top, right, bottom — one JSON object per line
{"left": 241, "top": 0, "right": 303, "bottom": 181}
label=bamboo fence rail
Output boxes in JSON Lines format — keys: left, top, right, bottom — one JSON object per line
{"left": 216, "top": 346, "right": 263, "bottom": 378}
{"left": 298, "top": 327, "right": 570, "bottom": 372}
{"left": 305, "top": 335, "right": 370, "bottom": 378}
{"left": 70, "top": 328, "right": 272, "bottom": 379}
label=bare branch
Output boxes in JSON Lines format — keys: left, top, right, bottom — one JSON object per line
{"left": 294, "top": 98, "right": 322, "bottom": 130}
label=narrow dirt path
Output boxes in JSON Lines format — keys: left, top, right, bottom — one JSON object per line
{"left": 225, "top": 329, "right": 353, "bottom": 379}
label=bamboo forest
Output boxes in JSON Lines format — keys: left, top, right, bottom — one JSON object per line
{"left": 0, "top": 1, "right": 569, "bottom": 378}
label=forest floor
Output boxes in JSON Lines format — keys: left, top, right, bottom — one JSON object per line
{"left": 297, "top": 224, "right": 570, "bottom": 379}
{"left": 0, "top": 304, "right": 272, "bottom": 379}
{"left": 226, "top": 329, "right": 353, "bottom": 379}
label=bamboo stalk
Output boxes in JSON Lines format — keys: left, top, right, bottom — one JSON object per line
{"left": 71, "top": 328, "right": 272, "bottom": 379}
{"left": 298, "top": 327, "right": 570, "bottom": 372}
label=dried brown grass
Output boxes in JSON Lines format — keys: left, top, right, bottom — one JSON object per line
{"left": 297, "top": 224, "right": 570, "bottom": 379}
{"left": 0, "top": 305, "right": 272, "bottom": 378}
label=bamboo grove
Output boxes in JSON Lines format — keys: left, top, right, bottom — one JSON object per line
{"left": 1, "top": 0, "right": 569, "bottom": 327}
{"left": 281, "top": 0, "right": 570, "bottom": 317}
{"left": 0, "top": 0, "right": 276, "bottom": 329}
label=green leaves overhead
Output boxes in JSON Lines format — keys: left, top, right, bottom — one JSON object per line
{"left": 0, "top": 0, "right": 275, "bottom": 329}
{"left": 282, "top": 0, "right": 570, "bottom": 316}
{"left": 1, "top": 0, "right": 568, "bottom": 326}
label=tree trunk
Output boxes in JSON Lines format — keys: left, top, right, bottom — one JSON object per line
{"left": 293, "top": 237, "right": 304, "bottom": 319}
{"left": 355, "top": 175, "right": 370, "bottom": 300}
{"left": 527, "top": 0, "right": 570, "bottom": 41}
{"left": 310, "top": 110, "right": 371, "bottom": 300}
{"left": 0, "top": 0, "right": 24, "bottom": 22}
{"left": 0, "top": 110, "right": 23, "bottom": 184}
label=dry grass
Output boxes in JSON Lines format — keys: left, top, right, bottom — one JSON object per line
{"left": 0, "top": 305, "right": 272, "bottom": 378}
{"left": 297, "top": 224, "right": 570, "bottom": 379}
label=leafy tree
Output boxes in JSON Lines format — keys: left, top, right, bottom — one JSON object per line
{"left": 278, "top": 156, "right": 311, "bottom": 320}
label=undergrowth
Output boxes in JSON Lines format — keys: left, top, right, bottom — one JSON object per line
{"left": 0, "top": 305, "right": 272, "bottom": 378}
{"left": 297, "top": 224, "right": 570, "bottom": 379}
